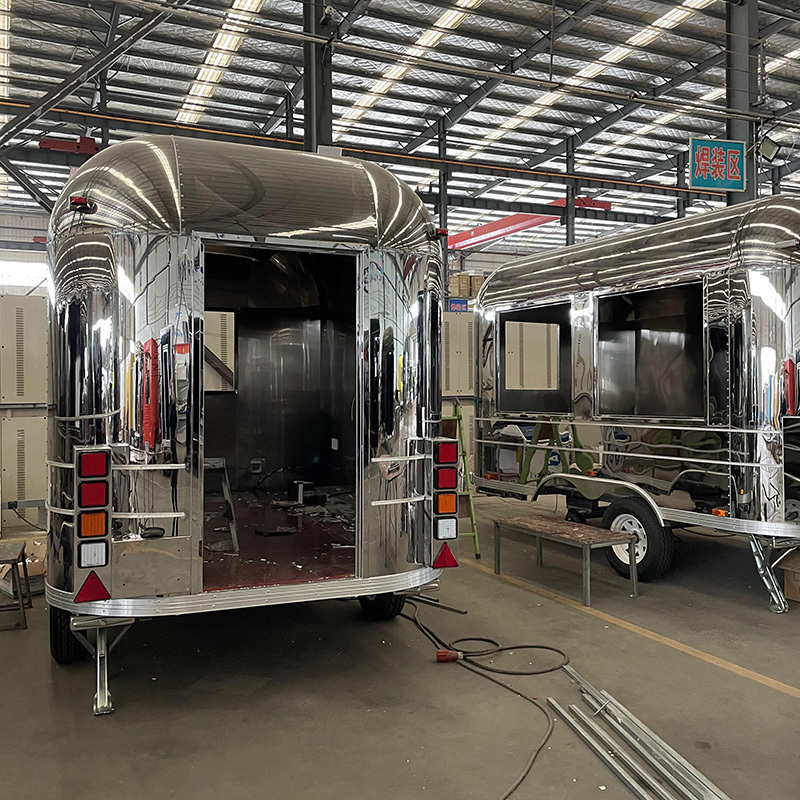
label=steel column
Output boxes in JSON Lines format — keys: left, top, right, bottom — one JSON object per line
{"left": 0, "top": 0, "right": 192, "bottom": 149}
{"left": 437, "top": 119, "right": 449, "bottom": 231}
{"left": 565, "top": 135, "right": 576, "bottom": 245}
{"left": 726, "top": 0, "right": 758, "bottom": 204}
{"left": 303, "top": 0, "right": 333, "bottom": 151}
{"left": 772, "top": 167, "right": 781, "bottom": 195}
{"left": 676, "top": 150, "right": 688, "bottom": 217}
{"left": 265, "top": 0, "right": 372, "bottom": 137}
{"left": 284, "top": 89, "right": 295, "bottom": 139}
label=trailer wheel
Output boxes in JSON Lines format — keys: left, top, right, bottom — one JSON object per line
{"left": 49, "top": 605, "right": 84, "bottom": 665}
{"left": 602, "top": 499, "right": 673, "bottom": 581}
{"left": 359, "top": 593, "right": 406, "bottom": 620}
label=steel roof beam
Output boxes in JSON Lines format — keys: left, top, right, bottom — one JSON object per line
{"left": 520, "top": 17, "right": 790, "bottom": 171}
{"left": 416, "top": 191, "right": 670, "bottom": 226}
{"left": 0, "top": 0, "right": 193, "bottom": 149}
{"left": 0, "top": 156, "right": 54, "bottom": 212}
{"left": 403, "top": 0, "right": 608, "bottom": 153}
{"left": 0, "top": 105, "right": 723, "bottom": 200}
{"left": 469, "top": 17, "right": 791, "bottom": 197}
{"left": 262, "top": 0, "right": 372, "bottom": 135}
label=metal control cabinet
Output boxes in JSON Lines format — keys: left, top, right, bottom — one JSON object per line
{"left": 0, "top": 294, "right": 48, "bottom": 533}
{"left": 0, "top": 294, "right": 47, "bottom": 405}
{"left": 442, "top": 310, "right": 474, "bottom": 397}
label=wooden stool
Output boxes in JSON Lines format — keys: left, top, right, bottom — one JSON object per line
{"left": 0, "top": 541, "right": 33, "bottom": 630}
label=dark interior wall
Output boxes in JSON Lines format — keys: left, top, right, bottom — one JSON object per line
{"left": 204, "top": 247, "right": 357, "bottom": 490}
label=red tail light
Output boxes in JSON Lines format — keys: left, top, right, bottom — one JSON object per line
{"left": 435, "top": 441, "right": 459, "bottom": 464}
{"left": 78, "top": 451, "right": 109, "bottom": 478}
{"left": 435, "top": 467, "right": 458, "bottom": 489}
{"left": 433, "top": 542, "right": 459, "bottom": 568}
{"left": 79, "top": 481, "right": 108, "bottom": 508}
{"left": 75, "top": 570, "right": 111, "bottom": 603}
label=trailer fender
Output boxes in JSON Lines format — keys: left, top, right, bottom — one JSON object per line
{"left": 533, "top": 473, "right": 666, "bottom": 527}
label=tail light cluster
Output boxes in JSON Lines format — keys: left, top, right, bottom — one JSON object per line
{"left": 433, "top": 439, "right": 459, "bottom": 544}
{"left": 74, "top": 448, "right": 111, "bottom": 576}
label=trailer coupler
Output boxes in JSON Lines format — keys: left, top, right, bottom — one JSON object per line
{"left": 70, "top": 615, "right": 135, "bottom": 715}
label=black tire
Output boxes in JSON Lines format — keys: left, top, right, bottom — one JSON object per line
{"left": 359, "top": 593, "right": 406, "bottom": 620}
{"left": 602, "top": 499, "right": 674, "bottom": 581}
{"left": 49, "top": 604, "right": 84, "bottom": 665}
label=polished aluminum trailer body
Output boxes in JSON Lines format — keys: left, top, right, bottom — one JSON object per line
{"left": 45, "top": 136, "right": 445, "bottom": 620}
{"left": 476, "top": 196, "right": 800, "bottom": 611}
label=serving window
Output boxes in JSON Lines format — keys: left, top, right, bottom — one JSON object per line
{"left": 497, "top": 303, "right": 571, "bottom": 413}
{"left": 597, "top": 283, "right": 703, "bottom": 418}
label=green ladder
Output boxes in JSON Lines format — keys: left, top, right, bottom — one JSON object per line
{"left": 442, "top": 401, "right": 480, "bottom": 559}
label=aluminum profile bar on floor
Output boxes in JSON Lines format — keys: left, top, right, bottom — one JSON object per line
{"left": 567, "top": 704, "right": 679, "bottom": 800}
{"left": 597, "top": 690, "right": 734, "bottom": 800}
{"left": 547, "top": 698, "right": 659, "bottom": 800}
{"left": 0, "top": 0, "right": 195, "bottom": 149}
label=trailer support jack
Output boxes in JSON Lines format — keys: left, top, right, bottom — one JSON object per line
{"left": 70, "top": 616, "right": 135, "bottom": 715}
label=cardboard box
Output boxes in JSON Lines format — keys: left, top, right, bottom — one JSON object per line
{"left": 470, "top": 274, "right": 486, "bottom": 296}
{"left": 779, "top": 549, "right": 800, "bottom": 602}
{"left": 457, "top": 273, "right": 471, "bottom": 297}
{"left": 0, "top": 539, "right": 46, "bottom": 598}
{"left": 447, "top": 275, "right": 460, "bottom": 297}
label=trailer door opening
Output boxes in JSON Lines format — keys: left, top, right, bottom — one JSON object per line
{"left": 202, "top": 245, "right": 357, "bottom": 591}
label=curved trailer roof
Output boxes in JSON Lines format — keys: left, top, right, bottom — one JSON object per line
{"left": 48, "top": 135, "right": 435, "bottom": 251}
{"left": 478, "top": 195, "right": 800, "bottom": 309}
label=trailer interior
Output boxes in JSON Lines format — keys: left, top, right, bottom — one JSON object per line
{"left": 202, "top": 245, "right": 358, "bottom": 591}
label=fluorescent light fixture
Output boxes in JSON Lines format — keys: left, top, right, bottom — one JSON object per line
{"left": 177, "top": 0, "right": 266, "bottom": 124}
{"left": 335, "top": 0, "right": 485, "bottom": 139}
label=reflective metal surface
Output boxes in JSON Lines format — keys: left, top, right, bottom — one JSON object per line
{"left": 49, "top": 136, "right": 435, "bottom": 250}
{"left": 46, "top": 137, "right": 443, "bottom": 609}
{"left": 46, "top": 566, "right": 441, "bottom": 617}
{"left": 476, "top": 196, "right": 800, "bottom": 610}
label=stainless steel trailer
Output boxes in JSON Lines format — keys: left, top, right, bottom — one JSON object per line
{"left": 475, "top": 196, "right": 800, "bottom": 612}
{"left": 44, "top": 136, "right": 460, "bottom": 712}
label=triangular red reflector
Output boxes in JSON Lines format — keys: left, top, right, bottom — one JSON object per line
{"left": 75, "top": 570, "right": 111, "bottom": 603}
{"left": 433, "top": 542, "right": 459, "bottom": 568}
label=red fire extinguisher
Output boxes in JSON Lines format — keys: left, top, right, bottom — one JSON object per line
{"left": 141, "top": 337, "right": 161, "bottom": 449}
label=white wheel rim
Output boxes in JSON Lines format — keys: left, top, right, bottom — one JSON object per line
{"left": 610, "top": 513, "right": 648, "bottom": 564}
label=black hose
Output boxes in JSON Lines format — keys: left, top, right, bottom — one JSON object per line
{"left": 401, "top": 601, "right": 569, "bottom": 800}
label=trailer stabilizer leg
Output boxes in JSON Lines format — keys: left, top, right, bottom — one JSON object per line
{"left": 70, "top": 616, "right": 135, "bottom": 715}
{"left": 748, "top": 536, "right": 789, "bottom": 614}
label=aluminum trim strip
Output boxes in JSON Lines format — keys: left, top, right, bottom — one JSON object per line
{"left": 46, "top": 503, "right": 75, "bottom": 515}
{"left": 46, "top": 567, "right": 441, "bottom": 617}
{"left": 370, "top": 495, "right": 427, "bottom": 506}
{"left": 477, "top": 439, "right": 759, "bottom": 468}
{"left": 111, "top": 511, "right": 186, "bottom": 520}
{"left": 660, "top": 507, "right": 800, "bottom": 539}
{"left": 111, "top": 464, "right": 186, "bottom": 471}
{"left": 474, "top": 417, "right": 762, "bottom": 435}
{"left": 371, "top": 455, "right": 427, "bottom": 463}
{"left": 54, "top": 410, "right": 121, "bottom": 421}
{"left": 473, "top": 475, "right": 537, "bottom": 496}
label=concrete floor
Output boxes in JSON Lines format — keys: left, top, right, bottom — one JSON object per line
{"left": 1, "top": 495, "right": 798, "bottom": 800}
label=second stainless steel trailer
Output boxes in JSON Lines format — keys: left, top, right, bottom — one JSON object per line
{"left": 475, "top": 196, "right": 800, "bottom": 612}
{"left": 45, "top": 136, "right": 461, "bottom": 712}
